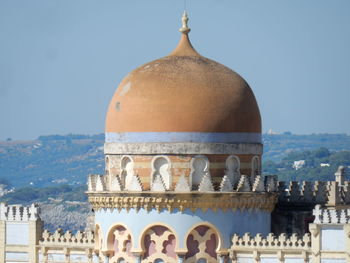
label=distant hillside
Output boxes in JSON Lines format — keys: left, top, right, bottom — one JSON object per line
{"left": 1, "top": 133, "right": 350, "bottom": 188}
{"left": 263, "top": 147, "right": 350, "bottom": 182}
{"left": 0, "top": 134, "right": 104, "bottom": 188}
{"left": 1, "top": 133, "right": 350, "bottom": 231}
{"left": 263, "top": 133, "right": 350, "bottom": 161}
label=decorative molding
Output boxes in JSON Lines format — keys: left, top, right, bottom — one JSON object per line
{"left": 151, "top": 175, "right": 166, "bottom": 192}
{"left": 87, "top": 192, "right": 277, "bottom": 212}
{"left": 95, "top": 175, "right": 105, "bottom": 192}
{"left": 252, "top": 175, "right": 265, "bottom": 192}
{"left": 236, "top": 175, "right": 251, "bottom": 192}
{"left": 104, "top": 142, "right": 263, "bottom": 155}
{"left": 110, "top": 175, "right": 122, "bottom": 191}
{"left": 127, "top": 174, "right": 143, "bottom": 192}
{"left": 220, "top": 175, "right": 233, "bottom": 192}
{"left": 175, "top": 175, "right": 191, "bottom": 192}
{"left": 198, "top": 172, "right": 214, "bottom": 192}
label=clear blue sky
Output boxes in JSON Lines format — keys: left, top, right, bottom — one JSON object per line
{"left": 1, "top": 0, "right": 350, "bottom": 140}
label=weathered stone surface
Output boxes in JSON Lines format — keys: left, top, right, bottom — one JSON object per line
{"left": 104, "top": 142, "right": 263, "bottom": 155}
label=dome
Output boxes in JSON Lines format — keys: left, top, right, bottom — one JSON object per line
{"left": 106, "top": 15, "right": 261, "bottom": 144}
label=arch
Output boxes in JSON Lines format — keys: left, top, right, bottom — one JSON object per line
{"left": 190, "top": 155, "right": 209, "bottom": 189}
{"left": 106, "top": 223, "right": 135, "bottom": 263}
{"left": 120, "top": 155, "right": 134, "bottom": 190}
{"left": 225, "top": 155, "right": 240, "bottom": 186}
{"left": 151, "top": 156, "right": 172, "bottom": 190}
{"left": 139, "top": 223, "right": 179, "bottom": 263}
{"left": 184, "top": 222, "right": 223, "bottom": 263}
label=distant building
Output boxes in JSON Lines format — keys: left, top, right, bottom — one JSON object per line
{"left": 292, "top": 160, "right": 306, "bottom": 170}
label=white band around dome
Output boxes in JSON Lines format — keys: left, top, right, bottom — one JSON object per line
{"left": 104, "top": 142, "right": 263, "bottom": 155}
{"left": 105, "top": 132, "right": 261, "bottom": 144}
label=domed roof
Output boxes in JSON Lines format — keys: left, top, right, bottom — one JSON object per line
{"left": 106, "top": 13, "right": 261, "bottom": 144}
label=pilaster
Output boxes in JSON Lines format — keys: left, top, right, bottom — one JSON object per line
{"left": 309, "top": 223, "right": 321, "bottom": 263}
{"left": 0, "top": 220, "right": 5, "bottom": 263}
{"left": 28, "top": 219, "right": 43, "bottom": 263}
{"left": 344, "top": 224, "right": 350, "bottom": 263}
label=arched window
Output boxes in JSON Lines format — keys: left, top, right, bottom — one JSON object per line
{"left": 225, "top": 155, "right": 240, "bottom": 186}
{"left": 141, "top": 225, "right": 177, "bottom": 263}
{"left": 190, "top": 156, "right": 209, "bottom": 188}
{"left": 108, "top": 225, "right": 134, "bottom": 263}
{"left": 151, "top": 156, "right": 171, "bottom": 190}
{"left": 121, "top": 156, "right": 134, "bottom": 190}
{"left": 185, "top": 225, "right": 219, "bottom": 263}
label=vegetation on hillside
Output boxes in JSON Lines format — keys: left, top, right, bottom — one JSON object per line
{"left": 1, "top": 133, "right": 350, "bottom": 230}
{"left": 263, "top": 147, "right": 350, "bottom": 182}
{"left": 1, "top": 133, "right": 350, "bottom": 188}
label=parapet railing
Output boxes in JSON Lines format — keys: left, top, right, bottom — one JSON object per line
{"left": 230, "top": 232, "right": 311, "bottom": 263}
{"left": 40, "top": 229, "right": 94, "bottom": 246}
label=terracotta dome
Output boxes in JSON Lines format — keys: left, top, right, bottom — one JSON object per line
{"left": 106, "top": 20, "right": 261, "bottom": 143}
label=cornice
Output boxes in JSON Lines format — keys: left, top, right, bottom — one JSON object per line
{"left": 87, "top": 192, "right": 277, "bottom": 213}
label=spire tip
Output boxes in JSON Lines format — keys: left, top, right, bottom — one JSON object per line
{"left": 179, "top": 11, "right": 191, "bottom": 34}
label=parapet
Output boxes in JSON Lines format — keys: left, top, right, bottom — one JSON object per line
{"left": 0, "top": 202, "right": 40, "bottom": 221}
{"left": 230, "top": 232, "right": 311, "bottom": 262}
{"left": 276, "top": 180, "right": 350, "bottom": 207}
{"left": 231, "top": 232, "right": 311, "bottom": 250}
{"left": 41, "top": 229, "right": 94, "bottom": 246}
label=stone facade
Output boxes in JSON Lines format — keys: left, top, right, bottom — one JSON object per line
{"left": 0, "top": 200, "right": 349, "bottom": 263}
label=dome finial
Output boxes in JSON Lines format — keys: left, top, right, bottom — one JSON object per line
{"left": 179, "top": 10, "right": 191, "bottom": 34}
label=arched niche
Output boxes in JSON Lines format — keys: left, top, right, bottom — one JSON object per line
{"left": 140, "top": 224, "right": 178, "bottom": 263}
{"left": 151, "top": 156, "right": 171, "bottom": 190}
{"left": 105, "top": 156, "right": 110, "bottom": 176}
{"left": 190, "top": 155, "right": 209, "bottom": 189}
{"left": 225, "top": 155, "right": 241, "bottom": 186}
{"left": 120, "top": 156, "right": 134, "bottom": 190}
{"left": 184, "top": 224, "right": 221, "bottom": 263}
{"left": 107, "top": 224, "right": 134, "bottom": 263}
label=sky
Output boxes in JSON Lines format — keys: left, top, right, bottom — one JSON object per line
{"left": 0, "top": 0, "right": 350, "bottom": 140}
